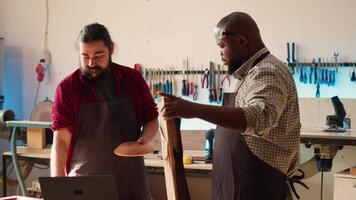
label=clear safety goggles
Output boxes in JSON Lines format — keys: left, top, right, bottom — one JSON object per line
{"left": 214, "top": 27, "right": 240, "bottom": 40}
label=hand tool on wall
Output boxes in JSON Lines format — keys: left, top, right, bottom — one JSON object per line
{"left": 295, "top": 59, "right": 299, "bottom": 74}
{"left": 328, "top": 59, "right": 334, "bottom": 86}
{"left": 324, "top": 59, "right": 328, "bottom": 85}
{"left": 209, "top": 62, "right": 214, "bottom": 102}
{"left": 332, "top": 62, "right": 336, "bottom": 86}
{"left": 314, "top": 59, "right": 318, "bottom": 85}
{"left": 152, "top": 69, "right": 158, "bottom": 98}
{"left": 171, "top": 67, "right": 176, "bottom": 95}
{"left": 159, "top": 69, "right": 165, "bottom": 93}
{"left": 192, "top": 68, "right": 199, "bottom": 101}
{"left": 217, "top": 64, "right": 223, "bottom": 103}
{"left": 145, "top": 69, "right": 152, "bottom": 95}
{"left": 316, "top": 58, "right": 321, "bottom": 98}
{"left": 333, "top": 52, "right": 339, "bottom": 73}
{"left": 309, "top": 59, "right": 314, "bottom": 84}
{"left": 321, "top": 59, "right": 325, "bottom": 84}
{"left": 190, "top": 68, "right": 195, "bottom": 95}
{"left": 299, "top": 65, "right": 304, "bottom": 83}
{"left": 201, "top": 68, "right": 209, "bottom": 89}
{"left": 209, "top": 62, "right": 217, "bottom": 103}
{"left": 221, "top": 71, "right": 231, "bottom": 87}
{"left": 292, "top": 42, "right": 297, "bottom": 74}
{"left": 182, "top": 60, "right": 188, "bottom": 96}
{"left": 351, "top": 61, "right": 356, "bottom": 82}
{"left": 164, "top": 67, "right": 170, "bottom": 94}
{"left": 287, "top": 42, "right": 292, "bottom": 67}
{"left": 303, "top": 63, "right": 308, "bottom": 83}
{"left": 186, "top": 58, "right": 190, "bottom": 96}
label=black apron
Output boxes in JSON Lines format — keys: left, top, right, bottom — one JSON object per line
{"left": 68, "top": 86, "right": 151, "bottom": 200}
{"left": 212, "top": 51, "right": 287, "bottom": 200}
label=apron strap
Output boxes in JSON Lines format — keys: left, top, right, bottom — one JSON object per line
{"left": 287, "top": 169, "right": 309, "bottom": 199}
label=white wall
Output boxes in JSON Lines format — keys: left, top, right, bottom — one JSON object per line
{"left": 1, "top": 0, "right": 356, "bottom": 199}
{"left": 1, "top": 0, "right": 356, "bottom": 118}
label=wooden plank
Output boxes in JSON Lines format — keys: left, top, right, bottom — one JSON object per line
{"left": 350, "top": 166, "right": 356, "bottom": 176}
{"left": 158, "top": 99, "right": 190, "bottom": 200}
{"left": 27, "top": 127, "right": 46, "bottom": 149}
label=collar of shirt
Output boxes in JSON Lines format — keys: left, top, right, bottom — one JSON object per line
{"left": 232, "top": 47, "right": 269, "bottom": 80}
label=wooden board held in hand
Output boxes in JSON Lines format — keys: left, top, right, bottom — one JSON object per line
{"left": 158, "top": 98, "right": 190, "bottom": 200}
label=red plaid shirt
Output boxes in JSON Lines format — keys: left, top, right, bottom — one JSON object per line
{"left": 52, "top": 62, "right": 158, "bottom": 174}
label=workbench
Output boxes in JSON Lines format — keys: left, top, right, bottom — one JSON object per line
{"left": 3, "top": 128, "right": 356, "bottom": 197}
{"left": 300, "top": 128, "right": 356, "bottom": 146}
{"left": 2, "top": 149, "right": 211, "bottom": 197}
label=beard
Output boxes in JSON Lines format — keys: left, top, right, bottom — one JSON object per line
{"left": 80, "top": 65, "right": 104, "bottom": 79}
{"left": 227, "top": 57, "right": 243, "bottom": 75}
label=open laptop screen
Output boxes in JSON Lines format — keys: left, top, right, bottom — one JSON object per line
{"left": 39, "top": 175, "right": 119, "bottom": 200}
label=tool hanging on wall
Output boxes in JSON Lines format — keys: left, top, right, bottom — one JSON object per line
{"left": 314, "top": 59, "right": 318, "bottom": 85}
{"left": 217, "top": 64, "right": 223, "bottom": 104}
{"left": 181, "top": 59, "right": 189, "bottom": 96}
{"left": 330, "top": 61, "right": 336, "bottom": 86}
{"left": 189, "top": 66, "right": 194, "bottom": 95}
{"left": 351, "top": 62, "right": 356, "bottom": 82}
{"left": 171, "top": 67, "right": 176, "bottom": 95}
{"left": 316, "top": 58, "right": 321, "bottom": 98}
{"left": 186, "top": 58, "right": 190, "bottom": 96}
{"left": 286, "top": 42, "right": 296, "bottom": 74}
{"left": 309, "top": 59, "right": 315, "bottom": 84}
{"left": 292, "top": 42, "right": 297, "bottom": 75}
{"left": 208, "top": 62, "right": 217, "bottom": 103}
{"left": 287, "top": 43, "right": 292, "bottom": 73}
{"left": 192, "top": 68, "right": 199, "bottom": 101}
{"left": 134, "top": 63, "right": 143, "bottom": 75}
{"left": 221, "top": 72, "right": 231, "bottom": 87}
{"left": 201, "top": 68, "right": 209, "bottom": 89}
{"left": 333, "top": 52, "right": 339, "bottom": 73}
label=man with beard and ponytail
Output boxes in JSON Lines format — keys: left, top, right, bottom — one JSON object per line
{"left": 51, "top": 23, "right": 159, "bottom": 200}
{"left": 159, "top": 12, "right": 301, "bottom": 200}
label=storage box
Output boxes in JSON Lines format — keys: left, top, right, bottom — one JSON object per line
{"left": 334, "top": 166, "right": 356, "bottom": 200}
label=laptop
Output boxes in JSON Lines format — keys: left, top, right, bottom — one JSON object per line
{"left": 39, "top": 175, "right": 119, "bottom": 200}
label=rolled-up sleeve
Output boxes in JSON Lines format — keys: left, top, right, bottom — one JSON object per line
{"left": 240, "top": 65, "right": 288, "bottom": 135}
{"left": 138, "top": 74, "right": 158, "bottom": 124}
{"left": 52, "top": 82, "right": 76, "bottom": 135}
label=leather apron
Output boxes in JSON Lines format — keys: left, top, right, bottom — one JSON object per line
{"left": 212, "top": 52, "right": 287, "bottom": 200}
{"left": 68, "top": 86, "right": 150, "bottom": 200}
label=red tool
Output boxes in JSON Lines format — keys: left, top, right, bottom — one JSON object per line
{"left": 36, "top": 63, "right": 45, "bottom": 82}
{"left": 134, "top": 63, "right": 143, "bottom": 75}
{"left": 221, "top": 75, "right": 231, "bottom": 87}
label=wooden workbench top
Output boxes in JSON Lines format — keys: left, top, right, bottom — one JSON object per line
{"left": 3, "top": 148, "right": 212, "bottom": 171}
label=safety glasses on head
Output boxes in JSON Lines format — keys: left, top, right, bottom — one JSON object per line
{"left": 214, "top": 27, "right": 240, "bottom": 40}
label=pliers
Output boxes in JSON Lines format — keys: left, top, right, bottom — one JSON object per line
{"left": 201, "top": 68, "right": 209, "bottom": 88}
{"left": 221, "top": 74, "right": 231, "bottom": 87}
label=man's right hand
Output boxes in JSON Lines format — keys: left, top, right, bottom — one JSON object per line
{"left": 50, "top": 128, "right": 71, "bottom": 176}
{"left": 158, "top": 92, "right": 197, "bottom": 120}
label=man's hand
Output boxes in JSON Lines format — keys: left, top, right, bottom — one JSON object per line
{"left": 158, "top": 92, "right": 196, "bottom": 120}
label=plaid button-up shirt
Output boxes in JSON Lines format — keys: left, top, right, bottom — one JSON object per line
{"left": 233, "top": 47, "right": 301, "bottom": 200}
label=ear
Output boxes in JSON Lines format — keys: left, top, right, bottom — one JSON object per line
{"left": 109, "top": 43, "right": 115, "bottom": 55}
{"left": 238, "top": 35, "right": 248, "bottom": 47}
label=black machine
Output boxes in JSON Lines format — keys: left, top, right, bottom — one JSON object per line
{"left": 324, "top": 96, "right": 349, "bottom": 132}
{"left": 204, "top": 129, "right": 215, "bottom": 163}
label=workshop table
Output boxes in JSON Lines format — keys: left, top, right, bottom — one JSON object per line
{"left": 2, "top": 149, "right": 211, "bottom": 197}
